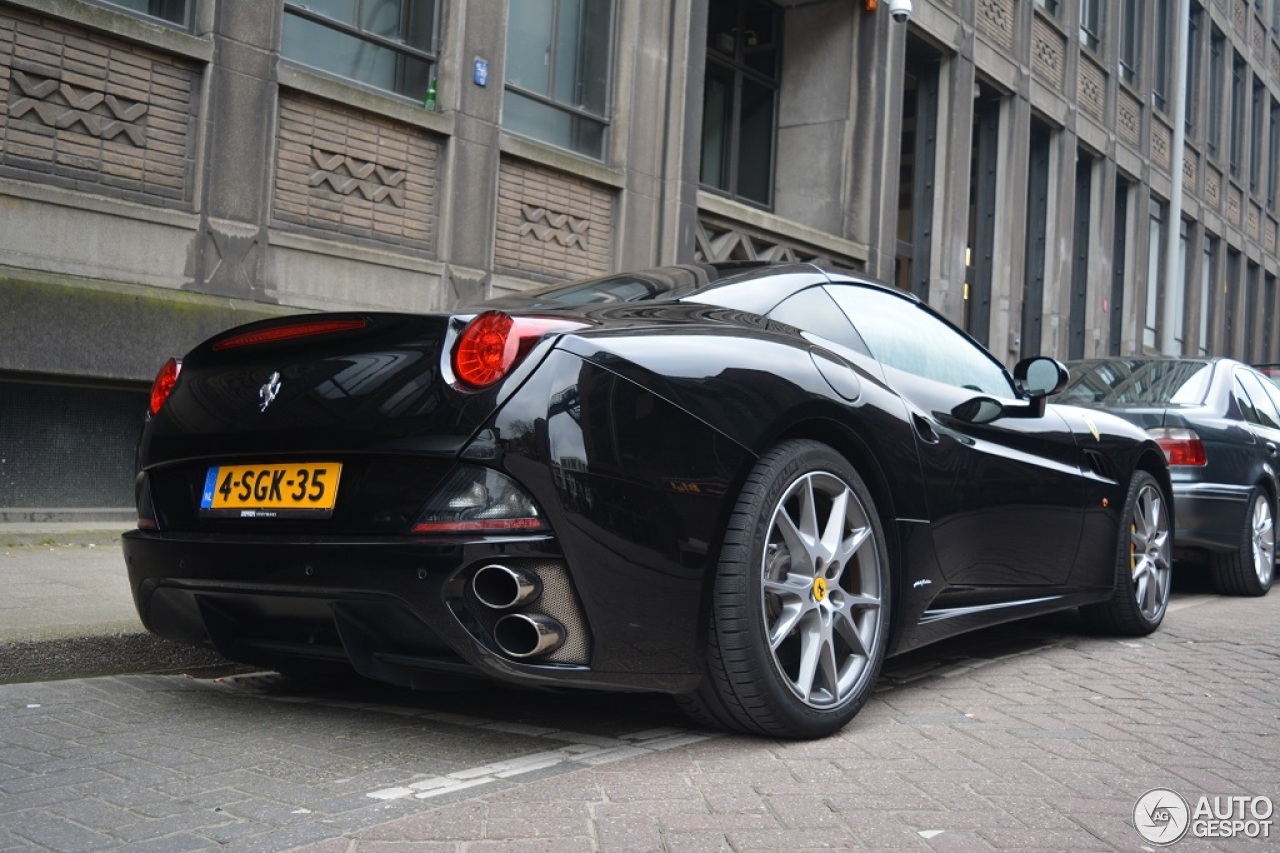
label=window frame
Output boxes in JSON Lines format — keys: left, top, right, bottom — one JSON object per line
{"left": 1079, "top": 0, "right": 1103, "bottom": 54}
{"left": 501, "top": 0, "right": 617, "bottom": 161}
{"left": 282, "top": 0, "right": 441, "bottom": 102}
{"left": 1231, "top": 51, "right": 1247, "bottom": 179}
{"left": 1269, "top": 96, "right": 1280, "bottom": 210}
{"left": 83, "top": 0, "right": 191, "bottom": 28}
{"left": 1153, "top": 1, "right": 1171, "bottom": 111}
{"left": 1119, "top": 0, "right": 1141, "bottom": 86}
{"left": 1208, "top": 28, "right": 1225, "bottom": 160}
{"left": 1184, "top": 4, "right": 1201, "bottom": 135}
{"left": 1253, "top": 75, "right": 1267, "bottom": 194}
{"left": 699, "top": 0, "right": 783, "bottom": 209}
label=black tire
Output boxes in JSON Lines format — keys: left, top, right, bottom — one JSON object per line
{"left": 1081, "top": 470, "right": 1172, "bottom": 635}
{"left": 680, "top": 440, "right": 891, "bottom": 739}
{"left": 1210, "top": 487, "right": 1275, "bottom": 596}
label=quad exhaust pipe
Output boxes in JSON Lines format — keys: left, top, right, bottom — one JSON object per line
{"left": 471, "top": 564, "right": 540, "bottom": 609}
{"left": 493, "top": 613, "right": 566, "bottom": 658}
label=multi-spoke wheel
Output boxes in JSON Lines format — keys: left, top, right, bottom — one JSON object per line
{"left": 680, "top": 440, "right": 890, "bottom": 739}
{"left": 1082, "top": 470, "right": 1172, "bottom": 635}
{"left": 1211, "top": 487, "right": 1275, "bottom": 596}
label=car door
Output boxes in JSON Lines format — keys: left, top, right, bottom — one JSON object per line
{"left": 825, "top": 282, "right": 1086, "bottom": 587}
{"left": 1234, "top": 368, "right": 1280, "bottom": 484}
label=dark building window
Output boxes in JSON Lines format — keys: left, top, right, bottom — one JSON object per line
{"left": 700, "top": 0, "right": 781, "bottom": 208}
{"left": 1152, "top": 0, "right": 1170, "bottom": 112}
{"left": 503, "top": 0, "right": 616, "bottom": 160}
{"left": 1079, "top": 0, "right": 1102, "bottom": 53}
{"left": 1119, "top": 0, "right": 1140, "bottom": 85}
{"left": 87, "top": 0, "right": 189, "bottom": 27}
{"left": 1269, "top": 97, "right": 1280, "bottom": 209}
{"left": 1252, "top": 76, "right": 1266, "bottom": 193}
{"left": 282, "top": 1, "right": 439, "bottom": 102}
{"left": 1231, "top": 51, "right": 1246, "bottom": 178}
{"left": 1034, "top": 0, "right": 1061, "bottom": 18}
{"left": 1185, "top": 4, "right": 1201, "bottom": 135}
{"left": 1208, "top": 28, "right": 1224, "bottom": 159}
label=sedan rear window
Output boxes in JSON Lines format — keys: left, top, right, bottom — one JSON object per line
{"left": 1059, "top": 360, "right": 1213, "bottom": 405}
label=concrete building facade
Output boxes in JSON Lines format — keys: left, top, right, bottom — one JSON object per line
{"left": 1, "top": 0, "right": 1278, "bottom": 519}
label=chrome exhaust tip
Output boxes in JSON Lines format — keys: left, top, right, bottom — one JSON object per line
{"left": 472, "top": 564, "right": 540, "bottom": 610}
{"left": 493, "top": 613, "right": 566, "bottom": 659}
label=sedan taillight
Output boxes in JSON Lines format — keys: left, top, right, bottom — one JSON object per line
{"left": 1148, "top": 427, "right": 1207, "bottom": 466}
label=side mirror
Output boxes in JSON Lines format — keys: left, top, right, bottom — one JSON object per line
{"left": 1014, "top": 357, "right": 1069, "bottom": 399}
{"left": 950, "top": 396, "right": 1005, "bottom": 425}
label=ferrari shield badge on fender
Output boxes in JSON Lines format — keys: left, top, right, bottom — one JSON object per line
{"left": 259, "top": 371, "right": 282, "bottom": 412}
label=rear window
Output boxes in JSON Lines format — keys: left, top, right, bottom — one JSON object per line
{"left": 1256, "top": 364, "right": 1280, "bottom": 387}
{"left": 1058, "top": 360, "right": 1213, "bottom": 405}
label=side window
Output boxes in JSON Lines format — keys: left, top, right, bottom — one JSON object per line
{"left": 283, "top": 1, "right": 440, "bottom": 101}
{"left": 768, "top": 288, "right": 870, "bottom": 356}
{"left": 826, "top": 285, "right": 1015, "bottom": 395}
{"left": 504, "top": 0, "right": 616, "bottom": 159}
{"left": 1238, "top": 371, "right": 1280, "bottom": 428}
{"left": 1233, "top": 376, "right": 1261, "bottom": 424}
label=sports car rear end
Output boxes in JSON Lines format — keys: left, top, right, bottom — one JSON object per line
{"left": 123, "top": 305, "right": 751, "bottom": 694}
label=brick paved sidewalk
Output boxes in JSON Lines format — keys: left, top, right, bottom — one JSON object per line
{"left": 335, "top": 591, "right": 1279, "bottom": 851}
{"left": 2, "top": 585, "right": 1274, "bottom": 850}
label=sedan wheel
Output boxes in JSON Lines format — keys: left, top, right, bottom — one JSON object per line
{"left": 681, "top": 440, "right": 890, "bottom": 739}
{"left": 1211, "top": 488, "right": 1275, "bottom": 596}
{"left": 1082, "top": 470, "right": 1171, "bottom": 634}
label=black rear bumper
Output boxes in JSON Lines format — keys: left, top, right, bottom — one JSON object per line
{"left": 122, "top": 530, "right": 701, "bottom": 693}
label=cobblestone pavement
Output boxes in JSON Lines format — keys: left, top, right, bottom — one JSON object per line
{"left": 1, "top": 586, "right": 1277, "bottom": 851}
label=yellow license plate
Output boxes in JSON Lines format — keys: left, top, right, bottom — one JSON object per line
{"left": 199, "top": 463, "right": 342, "bottom": 518}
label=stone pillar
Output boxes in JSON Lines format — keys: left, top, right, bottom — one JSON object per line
{"left": 188, "top": 1, "right": 282, "bottom": 302}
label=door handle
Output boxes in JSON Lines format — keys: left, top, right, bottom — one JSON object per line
{"left": 912, "top": 413, "right": 940, "bottom": 444}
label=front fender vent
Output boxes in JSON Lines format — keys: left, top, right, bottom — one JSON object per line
{"left": 1081, "top": 449, "right": 1118, "bottom": 483}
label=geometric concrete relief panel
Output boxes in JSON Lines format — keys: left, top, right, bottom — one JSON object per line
{"left": 1031, "top": 15, "right": 1065, "bottom": 92}
{"left": 1228, "top": 185, "right": 1243, "bottom": 228}
{"left": 1182, "top": 143, "right": 1197, "bottom": 190}
{"left": 694, "top": 213, "right": 860, "bottom": 269}
{"left": 1078, "top": 56, "right": 1106, "bottom": 122}
{"left": 1207, "top": 165, "right": 1222, "bottom": 209}
{"left": 273, "top": 93, "right": 437, "bottom": 251}
{"left": 1152, "top": 120, "right": 1172, "bottom": 172}
{"left": 494, "top": 157, "right": 613, "bottom": 280}
{"left": 0, "top": 8, "right": 197, "bottom": 204}
{"left": 976, "top": 0, "right": 1015, "bottom": 50}
{"left": 1118, "top": 90, "right": 1142, "bottom": 147}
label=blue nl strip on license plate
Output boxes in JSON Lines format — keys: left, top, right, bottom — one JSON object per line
{"left": 200, "top": 467, "right": 219, "bottom": 509}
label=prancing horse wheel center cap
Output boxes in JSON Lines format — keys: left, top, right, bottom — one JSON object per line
{"left": 812, "top": 576, "right": 828, "bottom": 602}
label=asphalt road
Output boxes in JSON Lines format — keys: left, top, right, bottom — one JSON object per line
{"left": 2, "top": 579, "right": 1277, "bottom": 851}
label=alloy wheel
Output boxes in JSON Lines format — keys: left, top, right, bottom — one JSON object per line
{"left": 1250, "top": 493, "right": 1276, "bottom": 589}
{"left": 1130, "top": 481, "right": 1172, "bottom": 622}
{"left": 760, "top": 470, "right": 884, "bottom": 709}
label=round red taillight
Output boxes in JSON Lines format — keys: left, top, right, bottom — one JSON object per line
{"left": 454, "top": 312, "right": 517, "bottom": 388}
{"left": 149, "top": 357, "right": 182, "bottom": 416}
{"left": 452, "top": 312, "right": 591, "bottom": 390}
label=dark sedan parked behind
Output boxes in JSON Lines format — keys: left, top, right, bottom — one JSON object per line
{"left": 125, "top": 263, "right": 1173, "bottom": 739}
{"left": 1058, "top": 358, "right": 1277, "bottom": 597}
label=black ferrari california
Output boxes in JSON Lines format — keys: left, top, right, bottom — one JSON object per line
{"left": 124, "top": 262, "right": 1173, "bottom": 738}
